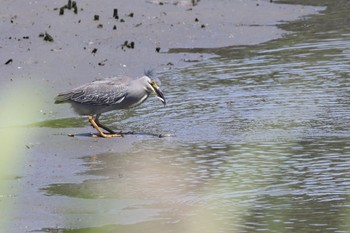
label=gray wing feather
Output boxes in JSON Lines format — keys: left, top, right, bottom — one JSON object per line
{"left": 56, "top": 76, "right": 130, "bottom": 105}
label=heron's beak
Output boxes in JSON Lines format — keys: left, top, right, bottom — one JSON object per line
{"left": 155, "top": 87, "right": 166, "bottom": 106}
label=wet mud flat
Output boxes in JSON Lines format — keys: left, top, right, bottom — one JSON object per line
{"left": 0, "top": 0, "right": 324, "bottom": 232}
{"left": 0, "top": 0, "right": 321, "bottom": 87}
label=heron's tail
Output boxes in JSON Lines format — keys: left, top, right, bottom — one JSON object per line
{"left": 54, "top": 92, "right": 72, "bottom": 104}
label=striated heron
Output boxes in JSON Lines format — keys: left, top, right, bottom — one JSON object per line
{"left": 55, "top": 71, "right": 166, "bottom": 138}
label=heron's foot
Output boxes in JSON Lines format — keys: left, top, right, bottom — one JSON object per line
{"left": 88, "top": 115, "right": 123, "bottom": 138}
{"left": 91, "top": 132, "right": 123, "bottom": 138}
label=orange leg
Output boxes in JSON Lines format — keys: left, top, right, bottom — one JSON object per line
{"left": 88, "top": 115, "right": 122, "bottom": 138}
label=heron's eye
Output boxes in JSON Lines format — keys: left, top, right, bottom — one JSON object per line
{"left": 149, "top": 80, "right": 156, "bottom": 88}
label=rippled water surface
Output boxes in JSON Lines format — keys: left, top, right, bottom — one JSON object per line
{"left": 41, "top": 1, "right": 350, "bottom": 232}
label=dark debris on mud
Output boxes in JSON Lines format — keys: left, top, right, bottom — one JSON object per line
{"left": 56, "top": 0, "right": 78, "bottom": 15}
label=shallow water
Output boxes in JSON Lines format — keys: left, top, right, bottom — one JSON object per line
{"left": 37, "top": 1, "right": 350, "bottom": 232}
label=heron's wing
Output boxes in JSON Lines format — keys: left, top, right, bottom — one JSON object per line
{"left": 57, "top": 76, "right": 130, "bottom": 105}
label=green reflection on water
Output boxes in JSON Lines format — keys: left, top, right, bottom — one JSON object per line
{"left": 30, "top": 117, "right": 87, "bottom": 128}
{"left": 42, "top": 137, "right": 350, "bottom": 232}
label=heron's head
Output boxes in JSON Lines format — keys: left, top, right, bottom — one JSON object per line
{"left": 143, "top": 76, "right": 166, "bottom": 106}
